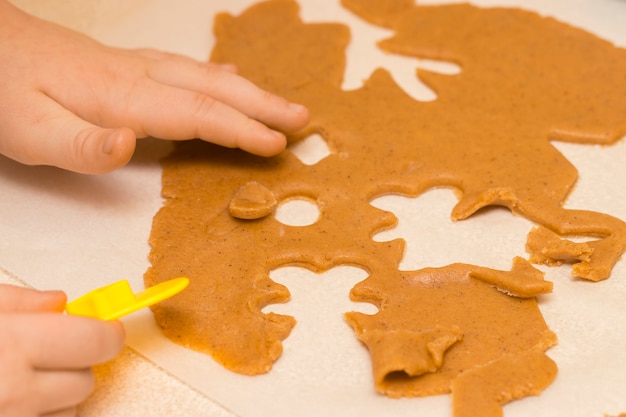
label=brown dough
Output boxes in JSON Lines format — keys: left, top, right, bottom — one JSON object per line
{"left": 145, "top": 0, "right": 626, "bottom": 414}
{"left": 229, "top": 181, "right": 278, "bottom": 219}
{"left": 346, "top": 260, "right": 557, "bottom": 401}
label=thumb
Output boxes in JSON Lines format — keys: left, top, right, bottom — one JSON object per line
{"left": 0, "top": 284, "right": 67, "bottom": 313}
{"left": 61, "top": 125, "right": 137, "bottom": 174}
{"left": 4, "top": 94, "right": 136, "bottom": 174}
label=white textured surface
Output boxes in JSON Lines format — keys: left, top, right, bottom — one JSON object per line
{"left": 2, "top": 1, "right": 626, "bottom": 416}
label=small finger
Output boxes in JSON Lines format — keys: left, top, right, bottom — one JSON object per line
{"left": 147, "top": 59, "right": 309, "bottom": 133}
{"left": 2, "top": 94, "right": 136, "bottom": 174}
{"left": 35, "top": 368, "right": 94, "bottom": 415}
{"left": 127, "top": 79, "right": 289, "bottom": 156}
{"left": 0, "top": 285, "right": 66, "bottom": 313}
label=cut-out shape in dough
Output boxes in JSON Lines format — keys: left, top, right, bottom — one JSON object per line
{"left": 263, "top": 266, "right": 378, "bottom": 384}
{"left": 417, "top": 58, "right": 461, "bottom": 76}
{"left": 380, "top": 56, "right": 463, "bottom": 102}
{"left": 275, "top": 198, "right": 320, "bottom": 226}
{"left": 288, "top": 133, "right": 331, "bottom": 165}
{"left": 371, "top": 189, "right": 534, "bottom": 271}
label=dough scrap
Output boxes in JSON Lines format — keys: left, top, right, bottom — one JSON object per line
{"left": 229, "top": 181, "right": 278, "bottom": 220}
{"left": 358, "top": 325, "right": 464, "bottom": 386}
{"left": 145, "top": 0, "right": 626, "bottom": 414}
{"left": 346, "top": 262, "right": 557, "bottom": 401}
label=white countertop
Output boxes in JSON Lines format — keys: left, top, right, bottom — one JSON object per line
{"left": 3, "top": 1, "right": 626, "bottom": 416}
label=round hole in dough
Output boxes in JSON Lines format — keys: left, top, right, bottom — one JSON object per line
{"left": 274, "top": 197, "right": 320, "bottom": 226}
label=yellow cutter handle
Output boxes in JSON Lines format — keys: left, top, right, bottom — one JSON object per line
{"left": 66, "top": 277, "right": 189, "bottom": 321}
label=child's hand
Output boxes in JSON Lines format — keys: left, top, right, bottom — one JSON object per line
{"left": 0, "top": 1, "right": 309, "bottom": 174}
{"left": 0, "top": 284, "right": 125, "bottom": 417}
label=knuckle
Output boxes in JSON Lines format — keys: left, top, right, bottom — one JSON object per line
{"left": 68, "top": 127, "right": 97, "bottom": 166}
{"left": 192, "top": 92, "right": 219, "bottom": 119}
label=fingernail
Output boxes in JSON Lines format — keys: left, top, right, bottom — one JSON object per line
{"left": 260, "top": 130, "right": 287, "bottom": 155}
{"left": 218, "top": 63, "right": 238, "bottom": 73}
{"left": 270, "top": 129, "right": 286, "bottom": 142}
{"left": 43, "top": 290, "right": 68, "bottom": 311}
{"left": 102, "top": 130, "right": 118, "bottom": 155}
{"left": 288, "top": 102, "right": 308, "bottom": 114}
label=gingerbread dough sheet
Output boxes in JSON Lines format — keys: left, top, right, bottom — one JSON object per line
{"left": 0, "top": 1, "right": 625, "bottom": 417}
{"left": 144, "top": 0, "right": 626, "bottom": 416}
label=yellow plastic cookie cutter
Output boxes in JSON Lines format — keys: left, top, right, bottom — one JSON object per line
{"left": 65, "top": 277, "right": 189, "bottom": 321}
